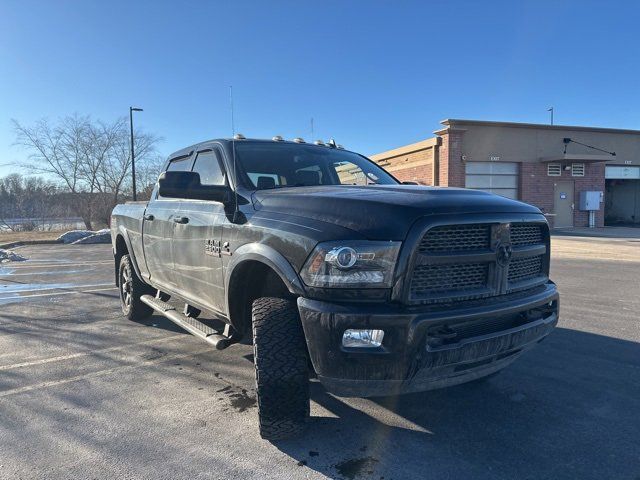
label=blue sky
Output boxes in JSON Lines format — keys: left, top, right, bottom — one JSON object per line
{"left": 1, "top": 0, "right": 639, "bottom": 177}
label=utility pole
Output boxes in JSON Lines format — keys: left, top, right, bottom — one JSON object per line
{"left": 129, "top": 106, "right": 143, "bottom": 201}
{"left": 547, "top": 107, "right": 554, "bottom": 126}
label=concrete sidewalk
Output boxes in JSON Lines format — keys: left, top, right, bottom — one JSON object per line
{"left": 552, "top": 226, "right": 640, "bottom": 240}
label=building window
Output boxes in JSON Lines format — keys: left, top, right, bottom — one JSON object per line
{"left": 547, "top": 163, "right": 562, "bottom": 176}
{"left": 571, "top": 163, "right": 585, "bottom": 177}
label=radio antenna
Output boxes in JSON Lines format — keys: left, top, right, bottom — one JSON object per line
{"left": 229, "top": 85, "right": 240, "bottom": 222}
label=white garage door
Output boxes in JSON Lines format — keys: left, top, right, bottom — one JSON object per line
{"left": 465, "top": 162, "right": 519, "bottom": 199}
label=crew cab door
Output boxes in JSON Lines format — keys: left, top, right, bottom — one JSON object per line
{"left": 171, "top": 148, "right": 227, "bottom": 314}
{"left": 142, "top": 154, "right": 194, "bottom": 289}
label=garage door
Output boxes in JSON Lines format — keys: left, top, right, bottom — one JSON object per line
{"left": 465, "top": 162, "right": 519, "bottom": 199}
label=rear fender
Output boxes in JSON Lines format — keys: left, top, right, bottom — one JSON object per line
{"left": 114, "top": 226, "right": 144, "bottom": 285}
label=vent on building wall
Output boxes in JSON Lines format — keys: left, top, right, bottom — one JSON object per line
{"left": 547, "top": 164, "right": 562, "bottom": 176}
{"left": 571, "top": 163, "right": 585, "bottom": 177}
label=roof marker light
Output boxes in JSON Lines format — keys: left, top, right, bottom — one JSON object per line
{"left": 293, "top": 137, "right": 305, "bottom": 143}
{"left": 272, "top": 135, "right": 284, "bottom": 141}
{"left": 233, "top": 133, "right": 246, "bottom": 140}
{"left": 314, "top": 140, "right": 325, "bottom": 146}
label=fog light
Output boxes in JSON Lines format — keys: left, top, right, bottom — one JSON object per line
{"left": 342, "top": 329, "right": 384, "bottom": 348}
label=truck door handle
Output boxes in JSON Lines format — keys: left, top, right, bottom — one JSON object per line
{"left": 173, "top": 216, "right": 189, "bottom": 224}
{"left": 143, "top": 214, "right": 155, "bottom": 221}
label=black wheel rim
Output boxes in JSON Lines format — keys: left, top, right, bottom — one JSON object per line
{"left": 120, "top": 264, "right": 133, "bottom": 309}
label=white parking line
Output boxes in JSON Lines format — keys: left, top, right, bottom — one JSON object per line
{"left": 0, "top": 347, "right": 212, "bottom": 398}
{"left": 0, "top": 334, "right": 185, "bottom": 371}
{"left": 0, "top": 268, "right": 97, "bottom": 276}
{"left": 0, "top": 286, "right": 117, "bottom": 302}
{"left": 0, "top": 282, "right": 113, "bottom": 295}
{"left": 2, "top": 261, "right": 112, "bottom": 269}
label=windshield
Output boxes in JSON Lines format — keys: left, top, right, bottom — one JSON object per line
{"left": 234, "top": 142, "right": 399, "bottom": 190}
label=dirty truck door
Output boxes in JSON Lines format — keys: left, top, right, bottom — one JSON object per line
{"left": 171, "top": 149, "right": 227, "bottom": 313}
{"left": 142, "top": 154, "right": 194, "bottom": 290}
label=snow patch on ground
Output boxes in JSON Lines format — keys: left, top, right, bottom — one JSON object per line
{"left": 0, "top": 249, "right": 28, "bottom": 263}
{"left": 71, "top": 229, "right": 111, "bottom": 245}
{"left": 57, "top": 230, "right": 94, "bottom": 244}
{"left": 58, "top": 229, "right": 112, "bottom": 245}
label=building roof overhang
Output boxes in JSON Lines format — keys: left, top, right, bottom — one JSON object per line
{"left": 539, "top": 153, "right": 615, "bottom": 163}
{"left": 441, "top": 118, "right": 640, "bottom": 135}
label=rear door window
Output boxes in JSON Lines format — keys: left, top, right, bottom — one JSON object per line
{"left": 166, "top": 157, "right": 192, "bottom": 172}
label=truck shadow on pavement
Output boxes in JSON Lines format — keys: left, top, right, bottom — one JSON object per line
{"left": 273, "top": 327, "right": 640, "bottom": 480}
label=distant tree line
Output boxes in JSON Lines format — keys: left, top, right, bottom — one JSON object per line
{"left": 6, "top": 114, "right": 163, "bottom": 230}
{"left": 0, "top": 174, "right": 65, "bottom": 231}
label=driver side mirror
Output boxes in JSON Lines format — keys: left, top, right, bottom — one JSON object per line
{"left": 158, "top": 171, "right": 231, "bottom": 203}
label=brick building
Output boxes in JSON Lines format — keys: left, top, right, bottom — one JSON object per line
{"left": 371, "top": 119, "right": 640, "bottom": 228}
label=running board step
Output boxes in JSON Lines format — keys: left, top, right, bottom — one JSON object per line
{"left": 140, "top": 294, "right": 237, "bottom": 350}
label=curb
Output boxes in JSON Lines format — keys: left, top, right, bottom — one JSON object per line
{"left": 551, "top": 229, "right": 640, "bottom": 240}
{"left": 0, "top": 239, "right": 64, "bottom": 250}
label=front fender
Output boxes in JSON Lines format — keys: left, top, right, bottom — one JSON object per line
{"left": 225, "top": 243, "right": 307, "bottom": 300}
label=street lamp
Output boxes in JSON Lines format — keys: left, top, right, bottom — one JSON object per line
{"left": 129, "top": 106, "right": 143, "bottom": 201}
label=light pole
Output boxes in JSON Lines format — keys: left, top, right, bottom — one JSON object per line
{"left": 547, "top": 107, "right": 554, "bottom": 126}
{"left": 129, "top": 106, "right": 143, "bottom": 201}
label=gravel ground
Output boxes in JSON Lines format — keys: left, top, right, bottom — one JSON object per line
{"left": 0, "top": 238, "right": 638, "bottom": 480}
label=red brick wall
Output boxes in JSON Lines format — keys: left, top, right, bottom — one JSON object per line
{"left": 377, "top": 149, "right": 434, "bottom": 185}
{"left": 438, "top": 130, "right": 465, "bottom": 187}
{"left": 520, "top": 162, "right": 605, "bottom": 228}
{"left": 438, "top": 134, "right": 449, "bottom": 186}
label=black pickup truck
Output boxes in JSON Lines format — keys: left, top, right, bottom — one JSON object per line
{"left": 111, "top": 136, "right": 559, "bottom": 439}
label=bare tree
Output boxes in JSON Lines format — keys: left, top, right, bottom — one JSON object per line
{"left": 97, "top": 118, "right": 162, "bottom": 203}
{"left": 13, "top": 115, "right": 162, "bottom": 229}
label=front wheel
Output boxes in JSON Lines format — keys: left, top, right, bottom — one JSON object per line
{"left": 118, "top": 254, "right": 154, "bottom": 321}
{"left": 252, "top": 297, "right": 310, "bottom": 440}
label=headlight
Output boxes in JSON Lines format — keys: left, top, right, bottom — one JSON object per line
{"left": 300, "top": 241, "right": 401, "bottom": 288}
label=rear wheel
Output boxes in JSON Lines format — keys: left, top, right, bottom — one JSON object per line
{"left": 252, "top": 297, "right": 310, "bottom": 440}
{"left": 118, "top": 254, "right": 154, "bottom": 321}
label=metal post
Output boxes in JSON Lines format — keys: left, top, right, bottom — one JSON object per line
{"left": 548, "top": 107, "right": 554, "bottom": 125}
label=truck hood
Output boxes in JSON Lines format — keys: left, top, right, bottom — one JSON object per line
{"left": 252, "top": 185, "right": 542, "bottom": 240}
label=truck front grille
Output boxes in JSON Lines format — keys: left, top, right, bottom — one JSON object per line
{"left": 508, "top": 255, "right": 543, "bottom": 283}
{"left": 418, "top": 224, "right": 491, "bottom": 253}
{"left": 411, "top": 263, "right": 488, "bottom": 296}
{"left": 407, "top": 221, "right": 549, "bottom": 305}
{"left": 510, "top": 223, "right": 543, "bottom": 246}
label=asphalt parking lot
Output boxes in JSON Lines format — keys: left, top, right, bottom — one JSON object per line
{"left": 1, "top": 237, "right": 639, "bottom": 480}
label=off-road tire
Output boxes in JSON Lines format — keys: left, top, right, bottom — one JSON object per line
{"left": 252, "top": 297, "right": 310, "bottom": 440}
{"left": 118, "top": 254, "right": 154, "bottom": 321}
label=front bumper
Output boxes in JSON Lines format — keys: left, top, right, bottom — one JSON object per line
{"left": 298, "top": 282, "right": 559, "bottom": 397}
